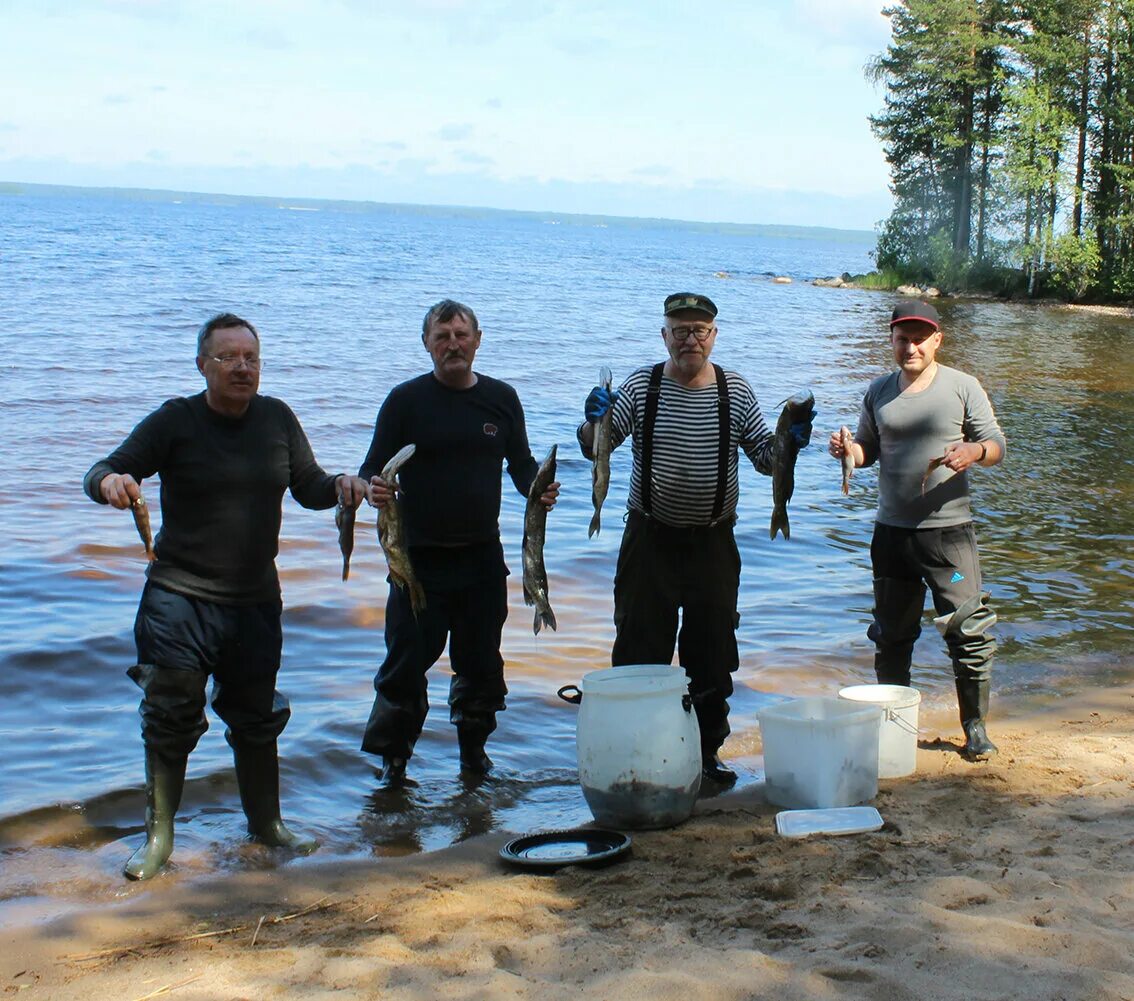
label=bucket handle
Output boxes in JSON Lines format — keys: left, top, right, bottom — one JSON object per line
{"left": 682, "top": 694, "right": 693, "bottom": 713}
{"left": 557, "top": 684, "right": 582, "bottom": 705}
{"left": 884, "top": 706, "right": 919, "bottom": 735}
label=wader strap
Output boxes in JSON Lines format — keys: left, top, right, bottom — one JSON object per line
{"left": 640, "top": 362, "right": 665, "bottom": 516}
{"left": 711, "top": 363, "right": 730, "bottom": 524}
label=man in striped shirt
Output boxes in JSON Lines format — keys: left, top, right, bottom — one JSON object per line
{"left": 578, "top": 292, "right": 804, "bottom": 787}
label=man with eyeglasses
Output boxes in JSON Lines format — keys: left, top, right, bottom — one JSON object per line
{"left": 358, "top": 299, "right": 559, "bottom": 785}
{"left": 828, "top": 300, "right": 1005, "bottom": 761}
{"left": 84, "top": 312, "right": 368, "bottom": 880}
{"left": 578, "top": 292, "right": 810, "bottom": 788}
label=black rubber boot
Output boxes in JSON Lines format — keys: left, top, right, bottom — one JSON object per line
{"left": 232, "top": 741, "right": 318, "bottom": 853}
{"left": 955, "top": 678, "right": 998, "bottom": 760}
{"left": 380, "top": 756, "right": 408, "bottom": 784}
{"left": 457, "top": 722, "right": 494, "bottom": 775}
{"left": 124, "top": 748, "right": 187, "bottom": 881}
{"left": 701, "top": 751, "right": 737, "bottom": 787}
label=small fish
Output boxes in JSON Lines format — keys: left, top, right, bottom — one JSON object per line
{"left": 588, "top": 366, "right": 614, "bottom": 538}
{"left": 131, "top": 495, "right": 155, "bottom": 561}
{"left": 335, "top": 498, "right": 355, "bottom": 581}
{"left": 840, "top": 425, "right": 855, "bottom": 495}
{"left": 522, "top": 445, "right": 558, "bottom": 635}
{"left": 769, "top": 390, "right": 815, "bottom": 541}
{"left": 376, "top": 444, "right": 425, "bottom": 614}
{"left": 921, "top": 455, "right": 947, "bottom": 496}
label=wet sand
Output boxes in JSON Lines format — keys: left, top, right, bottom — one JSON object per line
{"left": 3, "top": 682, "right": 1131, "bottom": 1001}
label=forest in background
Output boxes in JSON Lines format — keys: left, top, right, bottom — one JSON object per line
{"left": 870, "top": 0, "right": 1134, "bottom": 301}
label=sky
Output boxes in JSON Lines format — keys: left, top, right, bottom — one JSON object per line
{"left": 1, "top": 0, "right": 896, "bottom": 231}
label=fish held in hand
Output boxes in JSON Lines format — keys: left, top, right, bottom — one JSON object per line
{"left": 377, "top": 444, "right": 425, "bottom": 615}
{"left": 523, "top": 444, "right": 558, "bottom": 635}
{"left": 769, "top": 390, "right": 815, "bottom": 541}
{"left": 840, "top": 425, "right": 855, "bottom": 496}
{"left": 335, "top": 499, "right": 355, "bottom": 581}
{"left": 131, "top": 495, "right": 155, "bottom": 561}
{"left": 588, "top": 366, "right": 614, "bottom": 538}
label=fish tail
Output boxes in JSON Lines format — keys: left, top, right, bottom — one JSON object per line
{"left": 409, "top": 582, "right": 427, "bottom": 616}
{"left": 534, "top": 606, "right": 557, "bottom": 635}
{"left": 588, "top": 508, "right": 601, "bottom": 538}
{"left": 342, "top": 560, "right": 350, "bottom": 582}
{"left": 841, "top": 481, "right": 850, "bottom": 496}
{"left": 769, "top": 507, "right": 790, "bottom": 540}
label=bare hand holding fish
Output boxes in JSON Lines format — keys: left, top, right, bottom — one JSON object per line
{"left": 98, "top": 472, "right": 154, "bottom": 561}
{"left": 522, "top": 445, "right": 560, "bottom": 634}
{"left": 839, "top": 426, "right": 855, "bottom": 495}
{"left": 370, "top": 444, "right": 425, "bottom": 614}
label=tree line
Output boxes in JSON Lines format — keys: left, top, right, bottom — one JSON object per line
{"left": 869, "top": 0, "right": 1134, "bottom": 301}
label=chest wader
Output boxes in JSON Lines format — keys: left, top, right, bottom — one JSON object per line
{"left": 934, "top": 593, "right": 998, "bottom": 759}
{"left": 867, "top": 577, "right": 927, "bottom": 687}
{"left": 641, "top": 363, "right": 737, "bottom": 786}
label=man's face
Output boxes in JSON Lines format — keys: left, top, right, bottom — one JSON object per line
{"left": 424, "top": 311, "right": 481, "bottom": 383}
{"left": 196, "top": 325, "right": 261, "bottom": 412}
{"left": 662, "top": 310, "right": 717, "bottom": 377}
{"left": 890, "top": 321, "right": 942, "bottom": 376}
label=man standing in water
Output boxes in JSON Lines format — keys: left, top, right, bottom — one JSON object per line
{"left": 84, "top": 313, "right": 367, "bottom": 879}
{"left": 360, "top": 299, "right": 558, "bottom": 784}
{"left": 577, "top": 292, "right": 810, "bottom": 787}
{"left": 828, "top": 300, "right": 1005, "bottom": 760}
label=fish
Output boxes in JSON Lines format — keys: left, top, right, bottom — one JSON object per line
{"left": 522, "top": 444, "right": 558, "bottom": 635}
{"left": 769, "top": 390, "right": 815, "bottom": 541}
{"left": 335, "top": 498, "right": 355, "bottom": 581}
{"left": 921, "top": 455, "right": 947, "bottom": 496}
{"left": 588, "top": 366, "right": 614, "bottom": 538}
{"left": 376, "top": 444, "right": 426, "bottom": 615}
{"left": 840, "top": 425, "right": 855, "bottom": 495}
{"left": 131, "top": 494, "right": 155, "bottom": 561}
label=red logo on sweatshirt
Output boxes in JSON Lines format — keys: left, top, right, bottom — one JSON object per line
{"left": 483, "top": 423, "right": 498, "bottom": 437}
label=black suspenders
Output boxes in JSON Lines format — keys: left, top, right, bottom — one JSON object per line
{"left": 640, "top": 363, "right": 731, "bottom": 524}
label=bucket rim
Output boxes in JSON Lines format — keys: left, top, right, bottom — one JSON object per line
{"left": 757, "top": 695, "right": 882, "bottom": 725}
{"left": 837, "top": 684, "right": 921, "bottom": 710}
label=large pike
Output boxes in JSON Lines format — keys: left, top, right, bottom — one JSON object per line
{"left": 523, "top": 445, "right": 558, "bottom": 635}
{"left": 335, "top": 498, "right": 355, "bottom": 581}
{"left": 588, "top": 366, "right": 613, "bottom": 538}
{"left": 376, "top": 444, "right": 425, "bottom": 614}
{"left": 131, "top": 494, "right": 155, "bottom": 561}
{"left": 840, "top": 425, "right": 855, "bottom": 495}
{"left": 769, "top": 390, "right": 815, "bottom": 541}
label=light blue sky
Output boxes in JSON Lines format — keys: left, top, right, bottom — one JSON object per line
{"left": 1, "top": 0, "right": 895, "bottom": 230}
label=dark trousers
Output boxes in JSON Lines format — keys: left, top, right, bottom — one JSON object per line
{"left": 130, "top": 583, "right": 290, "bottom": 760}
{"left": 361, "top": 568, "right": 509, "bottom": 760}
{"left": 611, "top": 510, "right": 740, "bottom": 754}
{"left": 869, "top": 522, "right": 996, "bottom": 685}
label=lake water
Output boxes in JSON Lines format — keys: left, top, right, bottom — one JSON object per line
{"left": 1, "top": 188, "right": 1131, "bottom": 918}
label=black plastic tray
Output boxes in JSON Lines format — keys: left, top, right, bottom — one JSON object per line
{"left": 499, "top": 828, "right": 632, "bottom": 869}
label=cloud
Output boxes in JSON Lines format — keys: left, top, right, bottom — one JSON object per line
{"left": 456, "top": 150, "right": 494, "bottom": 166}
{"left": 631, "top": 165, "right": 672, "bottom": 179}
{"left": 103, "top": 94, "right": 132, "bottom": 105}
{"left": 244, "top": 27, "right": 291, "bottom": 50}
{"left": 0, "top": 122, "right": 18, "bottom": 133}
{"left": 485, "top": 98, "right": 503, "bottom": 110}
{"left": 435, "top": 123, "right": 474, "bottom": 142}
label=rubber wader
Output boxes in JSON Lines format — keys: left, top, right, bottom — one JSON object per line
{"left": 231, "top": 741, "right": 318, "bottom": 853}
{"left": 955, "top": 677, "right": 999, "bottom": 759}
{"left": 868, "top": 578, "right": 927, "bottom": 687}
{"left": 456, "top": 720, "right": 495, "bottom": 775}
{"left": 124, "top": 748, "right": 187, "bottom": 881}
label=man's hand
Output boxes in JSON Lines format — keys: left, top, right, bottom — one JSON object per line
{"left": 367, "top": 475, "right": 397, "bottom": 509}
{"left": 540, "top": 480, "right": 561, "bottom": 512}
{"left": 943, "top": 441, "right": 984, "bottom": 473}
{"left": 584, "top": 385, "right": 619, "bottom": 424}
{"left": 100, "top": 472, "right": 142, "bottom": 510}
{"left": 336, "top": 475, "right": 368, "bottom": 509}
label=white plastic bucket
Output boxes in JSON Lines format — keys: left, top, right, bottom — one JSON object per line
{"left": 838, "top": 684, "right": 921, "bottom": 778}
{"left": 757, "top": 697, "right": 881, "bottom": 810}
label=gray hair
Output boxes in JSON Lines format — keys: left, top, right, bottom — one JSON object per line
{"left": 421, "top": 299, "right": 478, "bottom": 339}
{"left": 197, "top": 313, "right": 259, "bottom": 356}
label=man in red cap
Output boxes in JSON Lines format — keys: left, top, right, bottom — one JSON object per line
{"left": 828, "top": 300, "right": 1005, "bottom": 760}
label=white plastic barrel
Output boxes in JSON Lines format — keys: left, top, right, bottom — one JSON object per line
{"left": 559, "top": 665, "right": 701, "bottom": 829}
{"left": 838, "top": 684, "right": 921, "bottom": 778}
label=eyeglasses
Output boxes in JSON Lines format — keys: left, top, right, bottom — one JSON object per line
{"left": 209, "top": 354, "right": 263, "bottom": 371}
{"left": 668, "top": 324, "right": 716, "bottom": 342}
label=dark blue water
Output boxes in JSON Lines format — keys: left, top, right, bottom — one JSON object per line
{"left": 1, "top": 188, "right": 1131, "bottom": 917}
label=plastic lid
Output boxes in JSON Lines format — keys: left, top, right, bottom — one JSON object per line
{"left": 775, "top": 806, "right": 884, "bottom": 838}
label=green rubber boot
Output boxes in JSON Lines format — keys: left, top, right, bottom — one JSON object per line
{"left": 124, "top": 749, "right": 187, "bottom": 881}
{"left": 232, "top": 741, "right": 318, "bottom": 854}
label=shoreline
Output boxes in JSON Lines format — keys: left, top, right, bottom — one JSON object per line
{"left": 4, "top": 681, "right": 1131, "bottom": 1000}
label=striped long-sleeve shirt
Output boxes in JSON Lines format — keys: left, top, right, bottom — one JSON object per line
{"left": 580, "top": 365, "right": 774, "bottom": 527}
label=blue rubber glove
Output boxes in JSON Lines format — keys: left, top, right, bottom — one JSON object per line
{"left": 790, "top": 407, "right": 816, "bottom": 447}
{"left": 584, "top": 385, "right": 619, "bottom": 423}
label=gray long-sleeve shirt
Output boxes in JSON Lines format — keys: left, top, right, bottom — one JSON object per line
{"left": 856, "top": 364, "right": 1005, "bottom": 529}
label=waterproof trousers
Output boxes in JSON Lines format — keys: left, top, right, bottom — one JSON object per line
{"left": 868, "top": 522, "right": 997, "bottom": 687}
{"left": 611, "top": 510, "right": 740, "bottom": 756}
{"left": 362, "top": 548, "right": 508, "bottom": 761}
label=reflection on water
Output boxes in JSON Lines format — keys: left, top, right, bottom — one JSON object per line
{"left": 0, "top": 191, "right": 1131, "bottom": 914}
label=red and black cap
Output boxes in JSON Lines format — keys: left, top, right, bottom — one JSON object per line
{"left": 889, "top": 300, "right": 940, "bottom": 330}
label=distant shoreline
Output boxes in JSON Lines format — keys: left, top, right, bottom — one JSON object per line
{"left": 0, "top": 179, "right": 877, "bottom": 244}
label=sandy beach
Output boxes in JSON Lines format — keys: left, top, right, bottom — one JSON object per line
{"left": 3, "top": 683, "right": 1131, "bottom": 1001}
